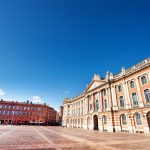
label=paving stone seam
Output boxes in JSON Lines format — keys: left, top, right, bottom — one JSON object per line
{"left": 41, "top": 127, "right": 117, "bottom": 150}
{"left": 32, "top": 127, "right": 54, "bottom": 145}
{"left": 0, "top": 126, "right": 17, "bottom": 138}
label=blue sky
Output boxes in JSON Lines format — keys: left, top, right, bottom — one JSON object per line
{"left": 0, "top": 0, "right": 150, "bottom": 111}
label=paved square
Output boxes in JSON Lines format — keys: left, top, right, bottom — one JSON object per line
{"left": 0, "top": 126, "right": 149, "bottom": 150}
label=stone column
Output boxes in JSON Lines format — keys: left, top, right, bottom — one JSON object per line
{"left": 113, "top": 112, "right": 121, "bottom": 132}
{"left": 91, "top": 94, "right": 94, "bottom": 112}
{"left": 143, "top": 112, "right": 150, "bottom": 133}
{"left": 128, "top": 114, "right": 135, "bottom": 133}
{"left": 85, "top": 97, "right": 88, "bottom": 114}
{"left": 107, "top": 88, "right": 111, "bottom": 111}
{"left": 108, "top": 87, "right": 112, "bottom": 109}
{"left": 107, "top": 113, "right": 114, "bottom": 132}
{"left": 87, "top": 96, "right": 90, "bottom": 113}
{"left": 83, "top": 99, "right": 85, "bottom": 115}
{"left": 98, "top": 116, "right": 103, "bottom": 131}
{"left": 100, "top": 91, "right": 103, "bottom": 111}
{"left": 135, "top": 77, "right": 144, "bottom": 107}
{"left": 98, "top": 91, "right": 102, "bottom": 112}
{"left": 147, "top": 72, "right": 150, "bottom": 82}
{"left": 93, "top": 93, "right": 95, "bottom": 110}
{"left": 123, "top": 81, "right": 131, "bottom": 109}
{"left": 111, "top": 85, "right": 118, "bottom": 111}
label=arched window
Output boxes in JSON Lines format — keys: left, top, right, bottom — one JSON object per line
{"left": 103, "top": 115, "right": 107, "bottom": 124}
{"left": 121, "top": 114, "right": 127, "bottom": 125}
{"left": 118, "top": 85, "right": 122, "bottom": 92}
{"left": 135, "top": 113, "right": 142, "bottom": 125}
{"left": 144, "top": 89, "right": 150, "bottom": 103}
{"left": 132, "top": 93, "right": 138, "bottom": 106}
{"left": 96, "top": 100, "right": 99, "bottom": 110}
{"left": 141, "top": 76, "right": 147, "bottom": 85}
{"left": 90, "top": 104, "right": 92, "bottom": 111}
{"left": 119, "top": 96, "right": 124, "bottom": 107}
{"left": 130, "top": 81, "right": 134, "bottom": 88}
{"left": 104, "top": 100, "right": 107, "bottom": 110}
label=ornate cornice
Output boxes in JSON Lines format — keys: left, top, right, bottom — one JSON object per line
{"left": 63, "top": 57, "right": 150, "bottom": 104}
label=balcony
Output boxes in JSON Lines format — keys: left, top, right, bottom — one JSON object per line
{"left": 119, "top": 106, "right": 126, "bottom": 110}
{"left": 144, "top": 102, "right": 150, "bottom": 107}
{"left": 133, "top": 105, "right": 139, "bottom": 108}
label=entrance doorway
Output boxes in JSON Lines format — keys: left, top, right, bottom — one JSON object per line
{"left": 147, "top": 111, "right": 150, "bottom": 132}
{"left": 93, "top": 115, "right": 98, "bottom": 130}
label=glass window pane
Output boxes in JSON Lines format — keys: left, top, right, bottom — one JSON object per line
{"left": 120, "top": 96, "right": 124, "bottom": 107}
{"left": 132, "top": 93, "right": 138, "bottom": 106}
{"left": 122, "top": 114, "right": 127, "bottom": 125}
{"left": 135, "top": 113, "right": 142, "bottom": 125}
{"left": 118, "top": 85, "right": 122, "bottom": 92}
{"left": 130, "top": 81, "right": 134, "bottom": 88}
{"left": 104, "top": 100, "right": 107, "bottom": 110}
{"left": 141, "top": 76, "right": 147, "bottom": 85}
{"left": 96, "top": 100, "right": 99, "bottom": 110}
{"left": 144, "top": 89, "right": 150, "bottom": 103}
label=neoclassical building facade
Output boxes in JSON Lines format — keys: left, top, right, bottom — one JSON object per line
{"left": 62, "top": 58, "right": 150, "bottom": 133}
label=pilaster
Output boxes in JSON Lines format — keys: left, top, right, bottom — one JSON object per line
{"left": 148, "top": 72, "right": 150, "bottom": 81}
{"left": 106, "top": 88, "right": 111, "bottom": 111}
{"left": 111, "top": 85, "right": 118, "bottom": 111}
{"left": 135, "top": 77, "right": 144, "bottom": 107}
{"left": 98, "top": 91, "right": 102, "bottom": 112}
{"left": 123, "top": 81, "right": 131, "bottom": 109}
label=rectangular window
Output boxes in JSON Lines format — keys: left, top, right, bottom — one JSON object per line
{"left": 81, "top": 107, "right": 83, "bottom": 114}
{"left": 3, "top": 110, "right": 5, "bottom": 115}
{"left": 132, "top": 93, "right": 138, "bottom": 106}
{"left": 96, "top": 100, "right": 99, "bottom": 110}
{"left": 130, "top": 81, "right": 134, "bottom": 88}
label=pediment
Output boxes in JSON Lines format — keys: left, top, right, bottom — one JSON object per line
{"left": 85, "top": 80, "right": 106, "bottom": 92}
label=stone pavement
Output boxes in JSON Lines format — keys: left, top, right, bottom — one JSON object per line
{"left": 0, "top": 126, "right": 149, "bottom": 150}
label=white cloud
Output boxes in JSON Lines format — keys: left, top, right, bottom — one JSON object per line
{"left": 64, "top": 90, "right": 70, "bottom": 94}
{"left": 0, "top": 89, "right": 6, "bottom": 96}
{"left": 31, "top": 96, "right": 43, "bottom": 103}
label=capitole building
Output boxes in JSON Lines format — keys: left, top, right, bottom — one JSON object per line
{"left": 62, "top": 58, "right": 150, "bottom": 134}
